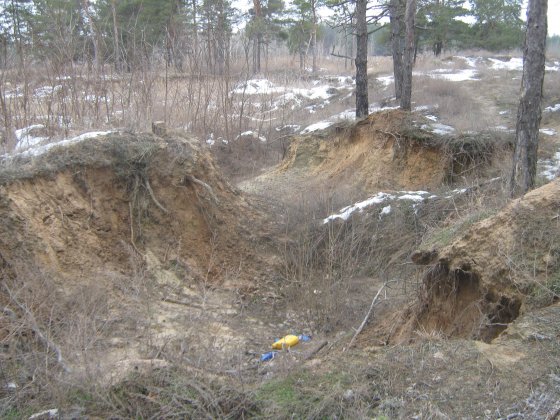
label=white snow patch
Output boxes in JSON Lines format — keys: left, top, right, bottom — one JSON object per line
{"left": 5, "top": 88, "right": 23, "bottom": 99}
{"left": 376, "top": 75, "right": 394, "bottom": 86}
{"left": 206, "top": 133, "right": 215, "bottom": 146}
{"left": 456, "top": 56, "right": 481, "bottom": 68}
{"left": 398, "top": 193, "right": 427, "bottom": 202}
{"left": 323, "top": 187, "right": 476, "bottom": 224}
{"left": 539, "top": 151, "right": 560, "bottom": 180}
{"left": 545, "top": 104, "right": 560, "bottom": 112}
{"left": 34, "top": 85, "right": 63, "bottom": 98}
{"left": 428, "top": 69, "right": 479, "bottom": 82}
{"left": 14, "top": 124, "right": 48, "bottom": 151}
{"left": 29, "top": 408, "right": 59, "bottom": 419}
{"left": 301, "top": 121, "right": 334, "bottom": 134}
{"left": 422, "top": 122, "right": 455, "bottom": 135}
{"left": 324, "top": 192, "right": 396, "bottom": 223}
{"left": 276, "top": 124, "right": 301, "bottom": 132}
{"left": 425, "top": 115, "right": 438, "bottom": 122}
{"left": 232, "top": 79, "right": 285, "bottom": 95}
{"left": 237, "top": 130, "right": 267, "bottom": 142}
{"left": 9, "top": 131, "right": 112, "bottom": 159}
{"left": 540, "top": 128, "right": 557, "bottom": 136}
{"left": 499, "top": 110, "right": 509, "bottom": 115}
{"left": 489, "top": 57, "right": 523, "bottom": 71}
{"left": 380, "top": 205, "right": 392, "bottom": 217}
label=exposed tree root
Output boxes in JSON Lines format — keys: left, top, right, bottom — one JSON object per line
{"left": 185, "top": 174, "right": 219, "bottom": 204}
{"left": 144, "top": 177, "right": 169, "bottom": 214}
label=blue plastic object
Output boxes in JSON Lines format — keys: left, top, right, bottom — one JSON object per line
{"left": 298, "top": 334, "right": 311, "bottom": 342}
{"left": 260, "top": 351, "right": 278, "bottom": 362}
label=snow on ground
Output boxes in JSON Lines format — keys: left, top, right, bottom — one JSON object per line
{"left": 232, "top": 79, "right": 285, "bottom": 95}
{"left": 426, "top": 68, "right": 479, "bottom": 82}
{"left": 539, "top": 151, "right": 560, "bottom": 181}
{"left": 34, "top": 85, "right": 63, "bottom": 97}
{"left": 5, "top": 131, "right": 113, "bottom": 160}
{"left": 421, "top": 122, "right": 455, "bottom": 135}
{"left": 546, "top": 62, "right": 560, "bottom": 72}
{"left": 276, "top": 124, "right": 301, "bottom": 132}
{"left": 489, "top": 57, "right": 523, "bottom": 71}
{"left": 323, "top": 185, "right": 488, "bottom": 224}
{"left": 545, "top": 104, "right": 560, "bottom": 113}
{"left": 377, "top": 75, "right": 394, "bottom": 86}
{"left": 540, "top": 128, "right": 557, "bottom": 136}
{"left": 4, "top": 88, "right": 23, "bottom": 99}
{"left": 300, "top": 103, "right": 399, "bottom": 134}
{"left": 324, "top": 190, "right": 442, "bottom": 223}
{"left": 455, "top": 56, "right": 482, "bottom": 68}
{"left": 377, "top": 68, "right": 478, "bottom": 86}
{"left": 14, "top": 124, "right": 48, "bottom": 151}
{"left": 236, "top": 130, "right": 267, "bottom": 142}
{"left": 324, "top": 192, "right": 397, "bottom": 222}
{"left": 301, "top": 121, "right": 334, "bottom": 134}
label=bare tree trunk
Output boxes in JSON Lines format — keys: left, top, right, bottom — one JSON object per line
{"left": 510, "top": 0, "right": 547, "bottom": 196}
{"left": 192, "top": 0, "right": 199, "bottom": 68}
{"left": 253, "top": 0, "right": 262, "bottom": 74}
{"left": 82, "top": 0, "right": 101, "bottom": 72}
{"left": 311, "top": 0, "right": 318, "bottom": 74}
{"left": 390, "top": 0, "right": 405, "bottom": 100}
{"left": 400, "top": 0, "right": 416, "bottom": 110}
{"left": 111, "top": 0, "right": 121, "bottom": 71}
{"left": 355, "top": 0, "right": 368, "bottom": 118}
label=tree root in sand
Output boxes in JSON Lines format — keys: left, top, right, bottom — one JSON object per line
{"left": 185, "top": 174, "right": 219, "bottom": 204}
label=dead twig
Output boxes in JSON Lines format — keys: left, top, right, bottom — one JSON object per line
{"left": 3, "top": 285, "right": 71, "bottom": 373}
{"left": 346, "top": 282, "right": 387, "bottom": 350}
{"left": 304, "top": 340, "right": 328, "bottom": 361}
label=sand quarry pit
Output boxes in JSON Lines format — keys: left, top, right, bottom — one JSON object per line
{"left": 1, "top": 112, "right": 560, "bottom": 418}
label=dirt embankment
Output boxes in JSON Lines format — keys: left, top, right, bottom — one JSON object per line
{"left": 240, "top": 109, "right": 511, "bottom": 200}
{"left": 0, "top": 131, "right": 289, "bottom": 386}
{"left": 379, "top": 178, "right": 560, "bottom": 344}
{"left": 0, "top": 132, "right": 269, "bottom": 290}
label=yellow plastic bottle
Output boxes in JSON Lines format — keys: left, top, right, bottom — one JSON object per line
{"left": 272, "top": 334, "right": 299, "bottom": 350}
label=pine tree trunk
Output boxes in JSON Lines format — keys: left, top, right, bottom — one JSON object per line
{"left": 311, "top": 0, "right": 318, "bottom": 74}
{"left": 111, "top": 0, "right": 121, "bottom": 72}
{"left": 82, "top": 0, "right": 100, "bottom": 72}
{"left": 355, "top": 0, "right": 368, "bottom": 118}
{"left": 390, "top": 0, "right": 404, "bottom": 100}
{"left": 400, "top": 0, "right": 415, "bottom": 111}
{"left": 510, "top": 0, "right": 547, "bottom": 196}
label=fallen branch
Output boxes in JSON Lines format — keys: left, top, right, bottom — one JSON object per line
{"left": 304, "top": 340, "right": 328, "bottom": 361}
{"left": 185, "top": 174, "right": 219, "bottom": 204}
{"left": 346, "top": 283, "right": 387, "bottom": 350}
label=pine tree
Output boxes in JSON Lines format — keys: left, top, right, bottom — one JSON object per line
{"left": 510, "top": 0, "right": 547, "bottom": 195}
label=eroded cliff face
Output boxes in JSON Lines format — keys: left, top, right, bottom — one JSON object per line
{"left": 0, "top": 131, "right": 277, "bottom": 381}
{"left": 387, "top": 179, "right": 560, "bottom": 343}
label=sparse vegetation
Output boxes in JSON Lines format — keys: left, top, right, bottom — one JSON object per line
{"left": 1, "top": 0, "right": 560, "bottom": 416}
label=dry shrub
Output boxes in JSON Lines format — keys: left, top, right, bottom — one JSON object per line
{"left": 413, "top": 77, "right": 501, "bottom": 131}
{"left": 278, "top": 159, "right": 513, "bottom": 334}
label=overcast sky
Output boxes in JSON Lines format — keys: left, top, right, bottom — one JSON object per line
{"left": 547, "top": 1, "right": 559, "bottom": 36}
